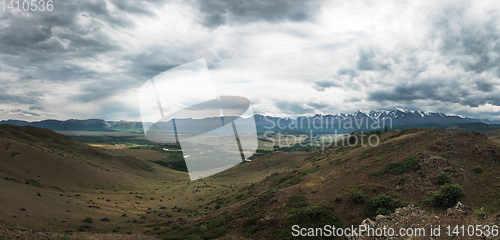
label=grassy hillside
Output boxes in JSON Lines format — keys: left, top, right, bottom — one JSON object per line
{"left": 2, "top": 125, "right": 500, "bottom": 239}
{"left": 0, "top": 124, "right": 307, "bottom": 237}
{"left": 153, "top": 128, "right": 500, "bottom": 239}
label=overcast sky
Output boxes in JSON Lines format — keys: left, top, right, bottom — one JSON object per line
{"left": 1, "top": 0, "right": 500, "bottom": 121}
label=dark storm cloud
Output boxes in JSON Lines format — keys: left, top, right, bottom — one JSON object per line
{"left": 0, "top": 91, "right": 42, "bottom": 105}
{"left": 367, "top": 79, "right": 499, "bottom": 108}
{"left": 0, "top": 1, "right": 131, "bottom": 56}
{"left": 196, "top": 0, "right": 322, "bottom": 28}
{"left": 109, "top": 0, "right": 156, "bottom": 16}
{"left": 0, "top": 0, "right": 147, "bottom": 113}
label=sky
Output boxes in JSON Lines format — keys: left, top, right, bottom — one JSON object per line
{"left": 1, "top": 0, "right": 500, "bottom": 121}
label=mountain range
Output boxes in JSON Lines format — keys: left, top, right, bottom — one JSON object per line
{"left": 1, "top": 108, "right": 499, "bottom": 133}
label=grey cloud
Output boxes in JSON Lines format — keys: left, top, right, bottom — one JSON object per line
{"left": 307, "top": 102, "right": 329, "bottom": 110}
{"left": 430, "top": 2, "right": 500, "bottom": 75}
{"left": 275, "top": 100, "right": 315, "bottom": 115}
{"left": 338, "top": 68, "right": 358, "bottom": 77}
{"left": 368, "top": 79, "right": 500, "bottom": 108}
{"left": 313, "top": 80, "right": 341, "bottom": 91}
{"left": 197, "top": 0, "right": 322, "bottom": 28}
{"left": 356, "top": 47, "right": 391, "bottom": 71}
{"left": 474, "top": 80, "right": 495, "bottom": 92}
{"left": 0, "top": 92, "right": 42, "bottom": 105}
{"left": 110, "top": 0, "right": 155, "bottom": 16}
{"left": 69, "top": 79, "right": 139, "bottom": 103}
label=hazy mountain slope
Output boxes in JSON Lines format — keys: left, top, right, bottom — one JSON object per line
{"left": 2, "top": 108, "right": 495, "bottom": 133}
{"left": 0, "top": 119, "right": 111, "bottom": 131}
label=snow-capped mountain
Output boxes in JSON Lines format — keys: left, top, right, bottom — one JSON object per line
{"left": 254, "top": 108, "right": 482, "bottom": 133}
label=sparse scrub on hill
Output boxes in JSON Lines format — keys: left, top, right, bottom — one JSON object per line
{"left": 351, "top": 190, "right": 366, "bottom": 204}
{"left": 77, "top": 224, "right": 91, "bottom": 232}
{"left": 334, "top": 195, "right": 343, "bottom": 202}
{"left": 472, "top": 166, "right": 483, "bottom": 174}
{"left": 436, "top": 171, "right": 452, "bottom": 185}
{"left": 10, "top": 152, "right": 21, "bottom": 157}
{"left": 24, "top": 179, "right": 43, "bottom": 188}
{"left": 373, "top": 156, "right": 420, "bottom": 176}
{"left": 82, "top": 217, "right": 93, "bottom": 224}
{"left": 275, "top": 205, "right": 340, "bottom": 239}
{"left": 289, "top": 195, "right": 308, "bottom": 208}
{"left": 426, "top": 183, "right": 464, "bottom": 207}
{"left": 368, "top": 193, "right": 396, "bottom": 216}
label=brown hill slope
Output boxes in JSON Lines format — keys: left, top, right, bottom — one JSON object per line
{"left": 486, "top": 129, "right": 500, "bottom": 144}
{"left": 156, "top": 128, "right": 500, "bottom": 239}
{"left": 0, "top": 124, "right": 187, "bottom": 234}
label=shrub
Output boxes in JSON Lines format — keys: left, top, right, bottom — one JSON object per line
{"left": 373, "top": 157, "right": 419, "bottom": 176}
{"left": 351, "top": 190, "right": 366, "bottom": 204}
{"left": 334, "top": 195, "right": 343, "bottom": 203}
{"left": 215, "top": 215, "right": 226, "bottom": 227}
{"left": 289, "top": 195, "right": 308, "bottom": 208}
{"left": 472, "top": 166, "right": 483, "bottom": 174}
{"left": 426, "top": 183, "right": 464, "bottom": 207}
{"left": 77, "top": 224, "right": 91, "bottom": 231}
{"left": 436, "top": 171, "right": 452, "bottom": 185}
{"left": 397, "top": 177, "right": 406, "bottom": 185}
{"left": 287, "top": 205, "right": 340, "bottom": 228}
{"left": 100, "top": 217, "right": 110, "bottom": 222}
{"left": 82, "top": 218, "right": 93, "bottom": 223}
{"left": 369, "top": 193, "right": 395, "bottom": 216}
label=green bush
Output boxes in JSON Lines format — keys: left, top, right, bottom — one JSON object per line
{"left": 436, "top": 171, "right": 452, "bottom": 185}
{"left": 334, "top": 195, "right": 343, "bottom": 203}
{"left": 472, "top": 166, "right": 483, "bottom": 174}
{"left": 289, "top": 195, "right": 308, "bottom": 208}
{"left": 77, "top": 224, "right": 91, "bottom": 231}
{"left": 82, "top": 217, "right": 93, "bottom": 223}
{"left": 284, "top": 206, "right": 340, "bottom": 232}
{"left": 369, "top": 193, "right": 395, "bottom": 216}
{"left": 373, "top": 157, "right": 420, "bottom": 176}
{"left": 426, "top": 183, "right": 464, "bottom": 207}
{"left": 350, "top": 190, "right": 366, "bottom": 204}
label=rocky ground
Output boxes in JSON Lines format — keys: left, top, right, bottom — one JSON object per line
{"left": 350, "top": 202, "right": 498, "bottom": 239}
{"left": 0, "top": 226, "right": 160, "bottom": 240}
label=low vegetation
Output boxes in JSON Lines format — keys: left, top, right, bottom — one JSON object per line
{"left": 350, "top": 190, "right": 366, "bottom": 204}
{"left": 368, "top": 193, "right": 397, "bottom": 216}
{"left": 435, "top": 171, "right": 452, "bottom": 185}
{"left": 426, "top": 183, "right": 465, "bottom": 207}
{"left": 373, "top": 156, "right": 420, "bottom": 176}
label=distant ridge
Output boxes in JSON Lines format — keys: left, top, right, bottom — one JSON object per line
{"left": 1, "top": 108, "right": 499, "bottom": 133}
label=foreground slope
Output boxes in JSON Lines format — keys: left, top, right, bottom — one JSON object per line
{"left": 0, "top": 124, "right": 308, "bottom": 237}
{"left": 0, "top": 124, "right": 187, "bottom": 234}
{"left": 155, "top": 128, "right": 500, "bottom": 239}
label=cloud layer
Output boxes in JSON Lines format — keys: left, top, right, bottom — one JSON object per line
{"left": 0, "top": 0, "right": 499, "bottom": 120}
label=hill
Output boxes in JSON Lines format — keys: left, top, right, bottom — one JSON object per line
{"left": 0, "top": 124, "right": 187, "bottom": 236}
{"left": 153, "top": 128, "right": 500, "bottom": 239}
{"left": 2, "top": 125, "right": 500, "bottom": 239}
